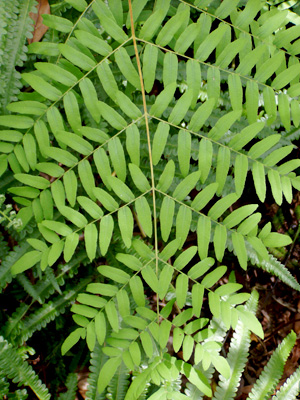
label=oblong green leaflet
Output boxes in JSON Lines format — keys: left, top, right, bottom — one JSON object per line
{"left": 6, "top": 100, "right": 47, "bottom": 116}
{"left": 63, "top": 170, "right": 78, "bottom": 208}
{"left": 78, "top": 160, "right": 96, "bottom": 201}
{"left": 129, "top": 164, "right": 151, "bottom": 193}
{"left": 126, "top": 125, "right": 140, "bottom": 166}
{"left": 108, "top": 137, "right": 127, "bottom": 182}
{"left": 156, "top": 160, "right": 175, "bottom": 192}
{"left": 118, "top": 206, "right": 134, "bottom": 248}
{"left": 35, "top": 62, "right": 77, "bottom": 86}
{"left": 58, "top": 44, "right": 96, "bottom": 71}
{"left": 85, "top": 224, "right": 98, "bottom": 261}
{"left": 42, "top": 14, "right": 73, "bottom": 32}
{"left": 11, "top": 251, "right": 42, "bottom": 275}
{"left": 57, "top": 131, "right": 93, "bottom": 156}
{"left": 0, "top": 115, "right": 34, "bottom": 129}
{"left": 60, "top": 206, "right": 88, "bottom": 228}
{"left": 93, "top": 188, "right": 119, "bottom": 212}
{"left": 115, "top": 47, "right": 141, "bottom": 90}
{"left": 160, "top": 197, "right": 175, "bottom": 242}
{"left": 108, "top": 176, "right": 135, "bottom": 203}
{"left": 64, "top": 232, "right": 80, "bottom": 262}
{"left": 176, "top": 205, "right": 192, "bottom": 249}
{"left": 79, "top": 78, "right": 101, "bottom": 123}
{"left": 135, "top": 197, "right": 152, "bottom": 237}
{"left": 77, "top": 196, "right": 103, "bottom": 219}
{"left": 115, "top": 91, "right": 142, "bottom": 119}
{"left": 152, "top": 122, "right": 170, "bottom": 166}
{"left": 48, "top": 241, "right": 64, "bottom": 266}
{"left": 143, "top": 44, "right": 158, "bottom": 93}
{"left": 22, "top": 73, "right": 62, "bottom": 101}
{"left": 99, "top": 215, "right": 114, "bottom": 255}
{"left": 14, "top": 173, "right": 50, "bottom": 190}
{"left": 75, "top": 30, "right": 112, "bottom": 56}
{"left": 149, "top": 83, "right": 177, "bottom": 118}
{"left": 177, "top": 130, "right": 191, "bottom": 178}
{"left": 42, "top": 220, "right": 73, "bottom": 236}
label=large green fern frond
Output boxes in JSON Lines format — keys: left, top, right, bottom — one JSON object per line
{"left": 272, "top": 366, "right": 300, "bottom": 400}
{"left": 0, "top": 0, "right": 36, "bottom": 112}
{"left": 247, "top": 330, "right": 297, "bottom": 400}
{"left": 1, "top": 0, "right": 300, "bottom": 397}
{"left": 58, "top": 373, "right": 78, "bottom": 400}
{"left": 247, "top": 246, "right": 300, "bottom": 291}
{"left": 86, "top": 342, "right": 108, "bottom": 400}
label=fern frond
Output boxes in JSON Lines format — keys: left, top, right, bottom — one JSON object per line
{"left": 34, "top": 250, "right": 88, "bottom": 303}
{"left": 58, "top": 372, "right": 78, "bottom": 400}
{"left": 0, "top": 336, "right": 51, "bottom": 400}
{"left": 0, "top": 0, "right": 36, "bottom": 112}
{"left": 15, "top": 273, "right": 43, "bottom": 304}
{"left": 1, "top": 0, "right": 300, "bottom": 397}
{"left": 0, "top": 233, "right": 9, "bottom": 260}
{"left": 5, "top": 388, "right": 28, "bottom": 399}
{"left": 107, "top": 361, "right": 130, "bottom": 400}
{"left": 247, "top": 330, "right": 297, "bottom": 400}
{"left": 247, "top": 245, "right": 300, "bottom": 291}
{"left": 272, "top": 366, "right": 300, "bottom": 400}
{"left": 0, "top": 375, "right": 10, "bottom": 397}
{"left": 13, "top": 278, "right": 91, "bottom": 345}
{"left": 0, "top": 241, "right": 32, "bottom": 292}
{"left": 2, "top": 303, "right": 29, "bottom": 341}
{"left": 86, "top": 342, "right": 108, "bottom": 400}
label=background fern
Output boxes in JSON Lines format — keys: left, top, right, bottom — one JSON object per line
{"left": 0, "top": 0, "right": 36, "bottom": 113}
{"left": 1, "top": 0, "right": 300, "bottom": 398}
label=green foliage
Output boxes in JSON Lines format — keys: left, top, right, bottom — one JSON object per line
{"left": 58, "top": 373, "right": 78, "bottom": 400}
{"left": 0, "top": 336, "right": 50, "bottom": 399}
{"left": 0, "top": 0, "right": 36, "bottom": 113}
{"left": 1, "top": 0, "right": 300, "bottom": 397}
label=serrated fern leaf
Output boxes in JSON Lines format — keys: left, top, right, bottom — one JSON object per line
{"left": 247, "top": 246, "right": 300, "bottom": 291}
{"left": 0, "top": 374, "right": 10, "bottom": 397}
{"left": 34, "top": 251, "right": 88, "bottom": 303}
{"left": 58, "top": 373, "right": 78, "bottom": 400}
{"left": 247, "top": 330, "right": 297, "bottom": 400}
{"left": 0, "top": 336, "right": 51, "bottom": 400}
{"left": 0, "top": 241, "right": 32, "bottom": 292}
{"left": 0, "top": 233, "right": 9, "bottom": 260}
{"left": 107, "top": 361, "right": 130, "bottom": 400}
{"left": 0, "top": 0, "right": 36, "bottom": 112}
{"left": 86, "top": 342, "right": 108, "bottom": 400}
{"left": 16, "top": 273, "right": 43, "bottom": 303}
{"left": 2, "top": 303, "right": 29, "bottom": 341}
{"left": 272, "top": 366, "right": 300, "bottom": 400}
{"left": 13, "top": 278, "right": 90, "bottom": 345}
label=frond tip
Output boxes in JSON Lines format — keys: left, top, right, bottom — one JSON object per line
{"left": 272, "top": 366, "right": 300, "bottom": 400}
{"left": 247, "top": 331, "right": 297, "bottom": 400}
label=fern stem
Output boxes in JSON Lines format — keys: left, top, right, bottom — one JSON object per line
{"left": 128, "top": 0, "right": 160, "bottom": 322}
